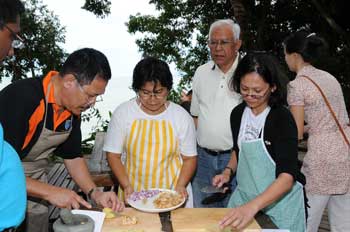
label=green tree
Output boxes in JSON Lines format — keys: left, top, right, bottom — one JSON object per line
{"left": 0, "top": 0, "right": 67, "bottom": 82}
{"left": 81, "top": 0, "right": 111, "bottom": 18}
{"left": 126, "top": 0, "right": 349, "bottom": 104}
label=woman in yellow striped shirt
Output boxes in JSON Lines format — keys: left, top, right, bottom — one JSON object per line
{"left": 104, "top": 57, "right": 197, "bottom": 207}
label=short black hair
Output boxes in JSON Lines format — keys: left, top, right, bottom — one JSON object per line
{"left": 0, "top": 0, "right": 25, "bottom": 27}
{"left": 283, "top": 30, "right": 328, "bottom": 65}
{"left": 231, "top": 52, "right": 288, "bottom": 107}
{"left": 59, "top": 48, "right": 111, "bottom": 85}
{"left": 132, "top": 57, "right": 173, "bottom": 92}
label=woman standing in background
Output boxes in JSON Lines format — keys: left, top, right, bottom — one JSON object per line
{"left": 284, "top": 31, "right": 350, "bottom": 232}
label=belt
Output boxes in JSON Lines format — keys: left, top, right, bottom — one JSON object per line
{"left": 201, "top": 147, "right": 231, "bottom": 156}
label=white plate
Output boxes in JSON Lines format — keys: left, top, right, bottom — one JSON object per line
{"left": 127, "top": 188, "right": 185, "bottom": 213}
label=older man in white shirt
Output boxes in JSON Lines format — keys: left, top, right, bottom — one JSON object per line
{"left": 191, "top": 18, "right": 242, "bottom": 208}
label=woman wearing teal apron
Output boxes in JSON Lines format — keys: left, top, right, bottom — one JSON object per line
{"left": 213, "top": 52, "right": 307, "bottom": 231}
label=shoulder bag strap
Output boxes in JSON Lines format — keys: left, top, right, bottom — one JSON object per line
{"left": 301, "top": 75, "right": 350, "bottom": 147}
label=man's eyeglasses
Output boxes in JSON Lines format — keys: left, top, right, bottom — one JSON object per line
{"left": 138, "top": 89, "right": 167, "bottom": 99}
{"left": 77, "top": 82, "right": 103, "bottom": 105}
{"left": 1, "top": 23, "right": 25, "bottom": 49}
{"left": 207, "top": 39, "right": 235, "bottom": 48}
{"left": 240, "top": 88, "right": 270, "bottom": 99}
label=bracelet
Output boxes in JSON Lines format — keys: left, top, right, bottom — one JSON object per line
{"left": 87, "top": 187, "right": 97, "bottom": 200}
{"left": 224, "top": 166, "right": 234, "bottom": 176}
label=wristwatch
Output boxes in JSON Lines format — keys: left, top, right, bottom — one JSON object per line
{"left": 87, "top": 187, "right": 97, "bottom": 201}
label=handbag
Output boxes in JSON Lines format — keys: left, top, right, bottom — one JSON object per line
{"left": 301, "top": 75, "right": 350, "bottom": 147}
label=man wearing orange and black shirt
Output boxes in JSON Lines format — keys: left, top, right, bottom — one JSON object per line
{"left": 0, "top": 48, "right": 124, "bottom": 232}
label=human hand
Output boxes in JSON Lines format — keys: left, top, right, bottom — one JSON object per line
{"left": 175, "top": 185, "right": 188, "bottom": 199}
{"left": 123, "top": 185, "right": 134, "bottom": 204}
{"left": 46, "top": 186, "right": 91, "bottom": 209}
{"left": 92, "top": 190, "right": 124, "bottom": 212}
{"left": 212, "top": 173, "right": 230, "bottom": 188}
{"left": 219, "top": 203, "right": 259, "bottom": 230}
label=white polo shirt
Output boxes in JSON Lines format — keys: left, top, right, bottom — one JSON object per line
{"left": 190, "top": 59, "right": 241, "bottom": 151}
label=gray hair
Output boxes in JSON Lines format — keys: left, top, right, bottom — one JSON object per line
{"left": 209, "top": 19, "right": 241, "bottom": 41}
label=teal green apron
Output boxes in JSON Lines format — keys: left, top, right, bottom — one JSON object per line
{"left": 228, "top": 129, "right": 306, "bottom": 231}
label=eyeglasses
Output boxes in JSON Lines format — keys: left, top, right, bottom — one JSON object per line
{"left": 138, "top": 88, "right": 167, "bottom": 100}
{"left": 77, "top": 82, "right": 103, "bottom": 105}
{"left": 240, "top": 88, "right": 270, "bottom": 99}
{"left": 207, "top": 39, "right": 235, "bottom": 48}
{"left": 2, "top": 23, "right": 25, "bottom": 49}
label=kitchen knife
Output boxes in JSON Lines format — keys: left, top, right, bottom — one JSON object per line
{"left": 200, "top": 185, "right": 226, "bottom": 194}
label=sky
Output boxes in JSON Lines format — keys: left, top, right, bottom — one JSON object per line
{"left": 13, "top": 0, "right": 180, "bottom": 139}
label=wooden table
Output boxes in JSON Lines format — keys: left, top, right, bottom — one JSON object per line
{"left": 102, "top": 208, "right": 276, "bottom": 232}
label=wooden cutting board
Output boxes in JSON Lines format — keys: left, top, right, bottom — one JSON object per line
{"left": 102, "top": 208, "right": 162, "bottom": 232}
{"left": 172, "top": 208, "right": 261, "bottom": 232}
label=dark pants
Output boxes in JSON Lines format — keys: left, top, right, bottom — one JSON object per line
{"left": 192, "top": 146, "right": 237, "bottom": 208}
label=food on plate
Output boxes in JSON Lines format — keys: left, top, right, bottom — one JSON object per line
{"left": 121, "top": 215, "right": 138, "bottom": 225}
{"left": 103, "top": 207, "right": 117, "bottom": 219}
{"left": 141, "top": 198, "right": 148, "bottom": 204}
{"left": 153, "top": 192, "right": 184, "bottom": 209}
{"left": 129, "top": 189, "right": 160, "bottom": 202}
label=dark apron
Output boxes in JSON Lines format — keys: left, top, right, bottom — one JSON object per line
{"left": 21, "top": 81, "right": 72, "bottom": 232}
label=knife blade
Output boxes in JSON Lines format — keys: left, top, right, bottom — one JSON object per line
{"left": 200, "top": 185, "right": 226, "bottom": 194}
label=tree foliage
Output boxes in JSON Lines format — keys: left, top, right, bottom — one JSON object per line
{"left": 0, "top": 0, "right": 67, "bottom": 82}
{"left": 127, "top": 0, "right": 349, "bottom": 104}
{"left": 82, "top": 0, "right": 111, "bottom": 18}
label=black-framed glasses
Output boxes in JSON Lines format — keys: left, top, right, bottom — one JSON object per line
{"left": 1, "top": 23, "right": 25, "bottom": 49}
{"left": 240, "top": 88, "right": 270, "bottom": 99}
{"left": 138, "top": 88, "right": 168, "bottom": 100}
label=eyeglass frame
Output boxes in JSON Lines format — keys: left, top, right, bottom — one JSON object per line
{"left": 74, "top": 79, "right": 103, "bottom": 106}
{"left": 0, "top": 22, "right": 25, "bottom": 49}
{"left": 240, "top": 87, "right": 271, "bottom": 100}
{"left": 138, "top": 88, "right": 168, "bottom": 100}
{"left": 207, "top": 39, "right": 236, "bottom": 48}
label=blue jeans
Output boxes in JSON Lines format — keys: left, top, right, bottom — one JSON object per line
{"left": 192, "top": 146, "right": 237, "bottom": 208}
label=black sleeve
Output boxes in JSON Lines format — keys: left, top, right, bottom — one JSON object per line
{"left": 266, "top": 106, "right": 300, "bottom": 181}
{"left": 54, "top": 116, "right": 82, "bottom": 159}
{"left": 230, "top": 103, "right": 246, "bottom": 156}
{"left": 0, "top": 79, "right": 42, "bottom": 156}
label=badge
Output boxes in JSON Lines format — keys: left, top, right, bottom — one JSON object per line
{"left": 64, "top": 120, "right": 72, "bottom": 130}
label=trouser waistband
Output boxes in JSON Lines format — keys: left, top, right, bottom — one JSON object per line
{"left": 200, "top": 146, "right": 231, "bottom": 156}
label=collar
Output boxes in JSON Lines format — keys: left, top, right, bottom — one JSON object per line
{"left": 211, "top": 55, "right": 240, "bottom": 78}
{"left": 42, "top": 70, "right": 59, "bottom": 104}
{"left": 42, "top": 71, "right": 72, "bottom": 122}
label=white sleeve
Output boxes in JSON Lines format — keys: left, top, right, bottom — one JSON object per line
{"left": 103, "top": 104, "right": 126, "bottom": 154}
{"left": 190, "top": 69, "right": 200, "bottom": 117}
{"left": 177, "top": 109, "right": 197, "bottom": 157}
